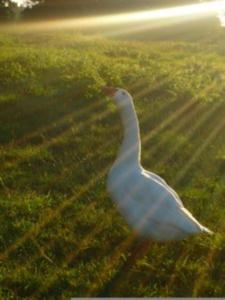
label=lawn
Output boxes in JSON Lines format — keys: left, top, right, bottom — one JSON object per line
{"left": 0, "top": 31, "right": 225, "bottom": 299}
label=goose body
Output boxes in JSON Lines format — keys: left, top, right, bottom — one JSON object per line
{"left": 104, "top": 87, "right": 212, "bottom": 242}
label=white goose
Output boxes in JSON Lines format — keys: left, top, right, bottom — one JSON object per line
{"left": 103, "top": 86, "right": 212, "bottom": 242}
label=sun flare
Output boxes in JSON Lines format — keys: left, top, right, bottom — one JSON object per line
{"left": 111, "top": 0, "right": 225, "bottom": 23}
{"left": 52, "top": 0, "right": 225, "bottom": 29}
{"left": 3, "top": 0, "right": 225, "bottom": 31}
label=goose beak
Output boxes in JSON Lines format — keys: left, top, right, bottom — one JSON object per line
{"left": 102, "top": 86, "right": 117, "bottom": 97}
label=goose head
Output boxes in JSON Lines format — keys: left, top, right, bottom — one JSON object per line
{"left": 103, "top": 86, "right": 132, "bottom": 107}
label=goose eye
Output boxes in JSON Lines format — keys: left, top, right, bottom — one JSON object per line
{"left": 122, "top": 91, "right": 126, "bottom": 96}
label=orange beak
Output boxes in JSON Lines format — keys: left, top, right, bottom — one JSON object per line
{"left": 102, "top": 86, "right": 117, "bottom": 97}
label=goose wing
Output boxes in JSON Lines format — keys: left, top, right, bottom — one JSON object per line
{"left": 144, "top": 170, "right": 168, "bottom": 186}
{"left": 143, "top": 170, "right": 182, "bottom": 206}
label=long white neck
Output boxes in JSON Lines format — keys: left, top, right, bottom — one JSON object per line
{"left": 116, "top": 97, "right": 141, "bottom": 167}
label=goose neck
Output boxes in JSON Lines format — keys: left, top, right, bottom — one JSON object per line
{"left": 117, "top": 99, "right": 141, "bottom": 166}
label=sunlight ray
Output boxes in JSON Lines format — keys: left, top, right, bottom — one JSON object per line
{"left": 175, "top": 115, "right": 225, "bottom": 184}
{"left": 147, "top": 101, "right": 202, "bottom": 156}
{"left": 0, "top": 104, "right": 118, "bottom": 261}
{"left": 0, "top": 162, "right": 109, "bottom": 262}
{"left": 2, "top": 70, "right": 163, "bottom": 170}
{"left": 161, "top": 99, "right": 222, "bottom": 167}
{"left": 192, "top": 208, "right": 225, "bottom": 296}
{"left": 134, "top": 76, "right": 172, "bottom": 100}
{"left": 1, "top": 103, "right": 220, "bottom": 299}
{"left": 32, "top": 210, "right": 121, "bottom": 298}
{"left": 1, "top": 82, "right": 221, "bottom": 287}
{"left": 0, "top": 88, "right": 166, "bottom": 259}
{"left": 1, "top": 72, "right": 176, "bottom": 175}
{"left": 120, "top": 80, "right": 221, "bottom": 170}
{"left": 1, "top": 100, "right": 112, "bottom": 173}
{"left": 9, "top": 98, "right": 105, "bottom": 147}
{"left": 83, "top": 98, "right": 225, "bottom": 296}
{"left": 103, "top": 14, "right": 204, "bottom": 38}
{"left": 8, "top": 205, "right": 115, "bottom": 298}
{"left": 0, "top": 139, "right": 124, "bottom": 271}
{"left": 94, "top": 241, "right": 151, "bottom": 296}
{"left": 148, "top": 82, "right": 220, "bottom": 161}
{"left": 2, "top": 3, "right": 225, "bottom": 294}
{"left": 157, "top": 109, "right": 224, "bottom": 290}
{"left": 3, "top": 1, "right": 225, "bottom": 32}
{"left": 192, "top": 240, "right": 219, "bottom": 296}
{"left": 0, "top": 83, "right": 178, "bottom": 289}
{"left": 142, "top": 95, "right": 199, "bottom": 141}
{"left": 0, "top": 83, "right": 214, "bottom": 259}
{"left": 218, "top": 10, "right": 225, "bottom": 26}
{"left": 0, "top": 78, "right": 175, "bottom": 270}
{"left": 165, "top": 243, "right": 192, "bottom": 294}
{"left": 119, "top": 96, "right": 200, "bottom": 166}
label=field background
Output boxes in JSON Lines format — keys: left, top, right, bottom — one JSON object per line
{"left": 1, "top": 27, "right": 225, "bottom": 299}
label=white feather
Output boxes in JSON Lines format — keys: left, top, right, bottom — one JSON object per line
{"left": 106, "top": 88, "right": 212, "bottom": 242}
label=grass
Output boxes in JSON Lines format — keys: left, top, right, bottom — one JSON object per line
{"left": 0, "top": 30, "right": 225, "bottom": 299}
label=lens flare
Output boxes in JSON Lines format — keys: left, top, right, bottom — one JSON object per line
{"left": 45, "top": 0, "right": 225, "bottom": 29}
{"left": 3, "top": 0, "right": 225, "bottom": 32}
{"left": 10, "top": 0, "right": 38, "bottom": 8}
{"left": 218, "top": 11, "right": 225, "bottom": 26}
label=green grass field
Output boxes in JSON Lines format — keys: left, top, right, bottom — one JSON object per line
{"left": 1, "top": 30, "right": 225, "bottom": 299}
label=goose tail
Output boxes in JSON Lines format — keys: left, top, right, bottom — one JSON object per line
{"left": 201, "top": 225, "right": 214, "bottom": 235}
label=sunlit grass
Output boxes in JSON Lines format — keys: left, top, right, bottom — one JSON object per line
{"left": 1, "top": 31, "right": 225, "bottom": 299}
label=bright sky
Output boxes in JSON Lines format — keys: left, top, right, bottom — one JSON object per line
{"left": 10, "top": 0, "right": 37, "bottom": 7}
{"left": 7, "top": 0, "right": 225, "bottom": 27}
{"left": 11, "top": 0, "right": 26, "bottom": 6}
{"left": 9, "top": 0, "right": 225, "bottom": 9}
